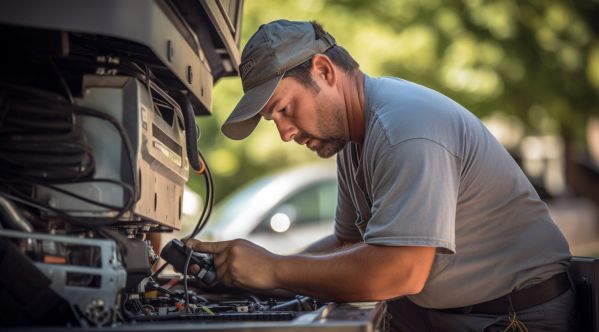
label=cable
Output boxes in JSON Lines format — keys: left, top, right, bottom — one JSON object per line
{"left": 151, "top": 131, "right": 214, "bottom": 280}
{"left": 0, "top": 191, "right": 115, "bottom": 227}
{"left": 151, "top": 262, "right": 169, "bottom": 279}
{"left": 183, "top": 249, "right": 194, "bottom": 312}
{"left": 0, "top": 83, "right": 137, "bottom": 225}
{"left": 172, "top": 91, "right": 202, "bottom": 172}
{"left": 0, "top": 176, "right": 134, "bottom": 224}
{"left": 193, "top": 158, "right": 206, "bottom": 175}
{"left": 50, "top": 54, "right": 215, "bottom": 274}
{"left": 0, "top": 85, "right": 93, "bottom": 183}
{"left": 187, "top": 148, "right": 214, "bottom": 238}
{"left": 1, "top": 177, "right": 134, "bottom": 211}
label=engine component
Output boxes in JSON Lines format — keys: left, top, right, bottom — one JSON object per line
{"left": 113, "top": 233, "right": 153, "bottom": 290}
{"left": 0, "top": 229, "right": 126, "bottom": 326}
{"left": 34, "top": 75, "right": 189, "bottom": 229}
{"left": 0, "top": 236, "right": 76, "bottom": 326}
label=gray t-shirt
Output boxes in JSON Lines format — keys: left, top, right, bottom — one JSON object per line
{"left": 335, "top": 75, "right": 571, "bottom": 309}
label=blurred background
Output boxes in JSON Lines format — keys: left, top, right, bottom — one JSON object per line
{"left": 181, "top": 0, "right": 599, "bottom": 256}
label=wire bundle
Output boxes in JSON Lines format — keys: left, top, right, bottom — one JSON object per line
{"left": 0, "top": 83, "right": 136, "bottom": 227}
{"left": 0, "top": 84, "right": 93, "bottom": 182}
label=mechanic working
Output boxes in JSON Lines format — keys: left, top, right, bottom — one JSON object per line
{"left": 186, "top": 20, "right": 575, "bottom": 331}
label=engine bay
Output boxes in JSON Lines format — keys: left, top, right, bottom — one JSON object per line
{"left": 0, "top": 1, "right": 386, "bottom": 330}
{"left": 0, "top": 227, "right": 331, "bottom": 328}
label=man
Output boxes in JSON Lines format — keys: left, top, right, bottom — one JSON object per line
{"left": 187, "top": 20, "right": 575, "bottom": 331}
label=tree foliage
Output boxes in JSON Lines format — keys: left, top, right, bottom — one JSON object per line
{"left": 190, "top": 0, "right": 599, "bottom": 203}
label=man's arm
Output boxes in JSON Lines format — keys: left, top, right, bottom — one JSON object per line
{"left": 187, "top": 238, "right": 435, "bottom": 302}
{"left": 300, "top": 234, "right": 359, "bottom": 254}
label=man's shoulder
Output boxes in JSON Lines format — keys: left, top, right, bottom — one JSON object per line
{"left": 365, "top": 75, "right": 465, "bottom": 120}
{"left": 364, "top": 76, "right": 470, "bottom": 150}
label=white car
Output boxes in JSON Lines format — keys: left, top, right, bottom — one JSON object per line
{"left": 198, "top": 163, "right": 338, "bottom": 254}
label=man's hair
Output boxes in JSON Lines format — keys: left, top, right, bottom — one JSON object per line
{"left": 283, "top": 21, "right": 359, "bottom": 92}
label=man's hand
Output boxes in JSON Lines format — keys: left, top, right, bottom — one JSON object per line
{"left": 185, "top": 238, "right": 282, "bottom": 291}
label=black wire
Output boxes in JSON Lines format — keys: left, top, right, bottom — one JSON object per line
{"left": 188, "top": 149, "right": 214, "bottom": 238}
{"left": 152, "top": 135, "right": 215, "bottom": 280}
{"left": 183, "top": 249, "right": 193, "bottom": 312}
{"left": 151, "top": 156, "right": 213, "bottom": 277}
{"left": 0, "top": 177, "right": 134, "bottom": 212}
{"left": 0, "top": 91, "right": 90, "bottom": 182}
{"left": 0, "top": 83, "right": 137, "bottom": 224}
{"left": 156, "top": 150, "right": 214, "bottom": 275}
{"left": 0, "top": 140, "right": 95, "bottom": 182}
{"left": 151, "top": 262, "right": 169, "bottom": 279}
{"left": 172, "top": 91, "right": 202, "bottom": 172}
{"left": 0, "top": 191, "right": 115, "bottom": 227}
{"left": 146, "top": 281, "right": 176, "bottom": 297}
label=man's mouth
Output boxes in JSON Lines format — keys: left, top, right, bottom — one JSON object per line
{"left": 295, "top": 134, "right": 324, "bottom": 151}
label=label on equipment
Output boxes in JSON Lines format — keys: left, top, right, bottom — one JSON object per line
{"left": 153, "top": 140, "right": 182, "bottom": 167}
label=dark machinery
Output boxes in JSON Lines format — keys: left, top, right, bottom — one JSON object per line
{"left": 0, "top": 1, "right": 386, "bottom": 331}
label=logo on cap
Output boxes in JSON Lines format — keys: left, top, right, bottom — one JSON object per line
{"left": 239, "top": 59, "right": 256, "bottom": 81}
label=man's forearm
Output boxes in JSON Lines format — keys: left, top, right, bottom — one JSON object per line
{"left": 300, "top": 234, "right": 358, "bottom": 254}
{"left": 275, "top": 244, "right": 435, "bottom": 302}
{"left": 186, "top": 238, "right": 434, "bottom": 302}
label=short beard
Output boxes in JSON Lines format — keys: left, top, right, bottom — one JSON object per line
{"left": 295, "top": 132, "right": 347, "bottom": 158}
{"left": 296, "top": 113, "right": 348, "bottom": 158}
{"left": 315, "top": 101, "right": 348, "bottom": 158}
{"left": 295, "top": 82, "right": 348, "bottom": 158}
{"left": 314, "top": 139, "right": 347, "bottom": 158}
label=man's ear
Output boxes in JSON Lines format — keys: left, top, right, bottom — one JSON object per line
{"left": 310, "top": 54, "right": 336, "bottom": 87}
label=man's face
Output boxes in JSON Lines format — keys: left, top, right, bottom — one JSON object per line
{"left": 260, "top": 77, "right": 347, "bottom": 158}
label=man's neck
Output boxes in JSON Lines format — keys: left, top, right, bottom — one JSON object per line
{"left": 341, "top": 70, "right": 366, "bottom": 146}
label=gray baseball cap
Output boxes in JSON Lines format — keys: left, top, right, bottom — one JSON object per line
{"left": 221, "top": 20, "right": 336, "bottom": 140}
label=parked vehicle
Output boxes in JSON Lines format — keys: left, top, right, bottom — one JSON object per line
{"left": 199, "top": 163, "right": 338, "bottom": 254}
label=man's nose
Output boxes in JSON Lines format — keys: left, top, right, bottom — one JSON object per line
{"left": 274, "top": 119, "right": 297, "bottom": 142}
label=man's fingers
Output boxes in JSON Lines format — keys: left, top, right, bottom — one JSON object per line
{"left": 184, "top": 238, "right": 204, "bottom": 251}
{"left": 185, "top": 238, "right": 229, "bottom": 253}
{"left": 188, "top": 264, "right": 200, "bottom": 275}
{"left": 214, "top": 251, "right": 228, "bottom": 267}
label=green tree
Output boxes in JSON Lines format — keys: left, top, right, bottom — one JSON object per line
{"left": 190, "top": 0, "right": 599, "bottom": 205}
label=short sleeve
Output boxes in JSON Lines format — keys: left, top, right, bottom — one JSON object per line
{"left": 364, "top": 138, "right": 460, "bottom": 253}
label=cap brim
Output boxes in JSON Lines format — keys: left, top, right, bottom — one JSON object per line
{"left": 221, "top": 75, "right": 283, "bottom": 140}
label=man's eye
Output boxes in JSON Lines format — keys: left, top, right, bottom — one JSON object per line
{"left": 280, "top": 107, "right": 287, "bottom": 114}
